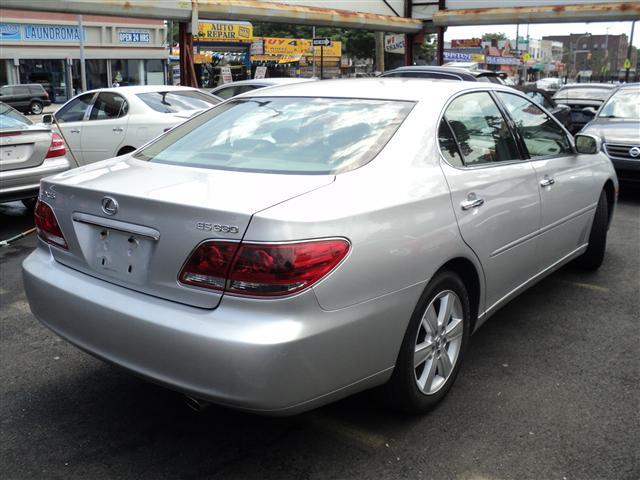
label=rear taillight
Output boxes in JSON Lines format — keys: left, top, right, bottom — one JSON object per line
{"left": 45, "top": 132, "right": 66, "bottom": 159}
{"left": 34, "top": 200, "right": 67, "bottom": 249}
{"left": 179, "top": 239, "right": 350, "bottom": 297}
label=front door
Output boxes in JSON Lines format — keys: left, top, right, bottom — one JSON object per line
{"left": 80, "top": 92, "right": 128, "bottom": 164}
{"left": 495, "top": 92, "right": 596, "bottom": 270}
{"left": 438, "top": 91, "right": 541, "bottom": 313}
{"left": 54, "top": 92, "right": 95, "bottom": 164}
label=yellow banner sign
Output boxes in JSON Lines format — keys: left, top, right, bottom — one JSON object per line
{"left": 261, "top": 37, "right": 342, "bottom": 57}
{"left": 197, "top": 21, "right": 253, "bottom": 42}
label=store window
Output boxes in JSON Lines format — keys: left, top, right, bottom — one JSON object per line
{"left": 145, "top": 59, "right": 165, "bottom": 85}
{"left": 19, "top": 59, "right": 65, "bottom": 102}
{"left": 86, "top": 60, "right": 109, "bottom": 90}
{"left": 111, "top": 59, "right": 143, "bottom": 86}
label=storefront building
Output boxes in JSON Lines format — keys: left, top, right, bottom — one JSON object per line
{"left": 0, "top": 9, "right": 167, "bottom": 102}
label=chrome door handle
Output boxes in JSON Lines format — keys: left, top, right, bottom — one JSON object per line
{"left": 112, "top": 127, "right": 123, "bottom": 132}
{"left": 540, "top": 177, "right": 555, "bottom": 187}
{"left": 461, "top": 197, "right": 485, "bottom": 211}
{"left": 70, "top": 129, "right": 80, "bottom": 133}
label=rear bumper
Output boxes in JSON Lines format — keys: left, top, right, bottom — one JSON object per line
{"left": 0, "top": 156, "right": 71, "bottom": 202}
{"left": 23, "top": 247, "right": 418, "bottom": 415}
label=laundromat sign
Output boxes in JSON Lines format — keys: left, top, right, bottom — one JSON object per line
{"left": 0, "top": 23, "right": 85, "bottom": 42}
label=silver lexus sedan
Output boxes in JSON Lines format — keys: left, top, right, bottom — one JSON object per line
{"left": 23, "top": 79, "right": 617, "bottom": 415}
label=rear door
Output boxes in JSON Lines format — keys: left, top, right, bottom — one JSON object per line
{"left": 81, "top": 92, "right": 129, "bottom": 163}
{"left": 495, "top": 91, "right": 596, "bottom": 270}
{"left": 438, "top": 91, "right": 541, "bottom": 312}
{"left": 55, "top": 92, "right": 95, "bottom": 164}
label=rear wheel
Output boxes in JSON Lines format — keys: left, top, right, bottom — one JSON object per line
{"left": 574, "top": 190, "right": 608, "bottom": 271}
{"left": 117, "top": 146, "right": 136, "bottom": 156}
{"left": 385, "top": 270, "right": 471, "bottom": 413}
{"left": 29, "top": 100, "right": 43, "bottom": 115}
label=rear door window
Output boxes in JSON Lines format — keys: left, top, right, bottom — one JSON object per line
{"left": 441, "top": 92, "right": 521, "bottom": 166}
{"left": 497, "top": 92, "right": 572, "bottom": 158}
{"left": 135, "top": 97, "right": 415, "bottom": 174}
{"left": 89, "top": 92, "right": 128, "bottom": 120}
{"left": 13, "top": 86, "right": 29, "bottom": 96}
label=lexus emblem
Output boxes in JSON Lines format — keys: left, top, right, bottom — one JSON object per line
{"left": 629, "top": 147, "right": 640, "bottom": 158}
{"left": 101, "top": 196, "right": 119, "bottom": 216}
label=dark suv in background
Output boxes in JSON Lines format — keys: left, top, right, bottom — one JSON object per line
{"left": 0, "top": 84, "right": 51, "bottom": 115}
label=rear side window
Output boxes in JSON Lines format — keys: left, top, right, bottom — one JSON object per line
{"left": 89, "top": 92, "right": 128, "bottom": 120}
{"left": 497, "top": 92, "right": 572, "bottom": 158}
{"left": 438, "top": 119, "right": 463, "bottom": 167}
{"left": 29, "top": 85, "right": 45, "bottom": 95}
{"left": 135, "top": 97, "right": 414, "bottom": 175}
{"left": 442, "top": 92, "right": 520, "bottom": 166}
{"left": 136, "top": 91, "right": 219, "bottom": 113}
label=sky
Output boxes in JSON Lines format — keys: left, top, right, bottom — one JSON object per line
{"left": 445, "top": 21, "right": 639, "bottom": 47}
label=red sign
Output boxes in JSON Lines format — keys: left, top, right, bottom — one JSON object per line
{"left": 451, "top": 38, "right": 482, "bottom": 48}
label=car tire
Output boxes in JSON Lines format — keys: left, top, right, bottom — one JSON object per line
{"left": 385, "top": 270, "right": 471, "bottom": 414}
{"left": 574, "top": 190, "right": 608, "bottom": 271}
{"left": 29, "top": 101, "right": 43, "bottom": 115}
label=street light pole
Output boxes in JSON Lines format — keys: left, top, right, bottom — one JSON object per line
{"left": 78, "top": 15, "right": 87, "bottom": 91}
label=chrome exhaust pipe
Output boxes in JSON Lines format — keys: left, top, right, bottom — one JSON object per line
{"left": 183, "top": 395, "right": 211, "bottom": 412}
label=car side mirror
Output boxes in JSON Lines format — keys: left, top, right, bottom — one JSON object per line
{"left": 582, "top": 106, "right": 597, "bottom": 116}
{"left": 42, "top": 114, "right": 53, "bottom": 125}
{"left": 575, "top": 134, "right": 601, "bottom": 155}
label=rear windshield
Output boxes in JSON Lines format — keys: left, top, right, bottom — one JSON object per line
{"left": 0, "top": 103, "right": 32, "bottom": 128}
{"left": 136, "top": 91, "right": 220, "bottom": 113}
{"left": 553, "top": 87, "right": 613, "bottom": 101}
{"left": 134, "top": 97, "right": 414, "bottom": 175}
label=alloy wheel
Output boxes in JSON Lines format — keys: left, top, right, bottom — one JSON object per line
{"left": 413, "top": 290, "right": 464, "bottom": 395}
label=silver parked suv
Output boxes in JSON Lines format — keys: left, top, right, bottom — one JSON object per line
{"left": 0, "top": 102, "right": 71, "bottom": 205}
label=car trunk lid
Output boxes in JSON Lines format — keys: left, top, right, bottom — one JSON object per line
{"left": 41, "top": 156, "right": 334, "bottom": 308}
{"left": 0, "top": 126, "right": 51, "bottom": 172}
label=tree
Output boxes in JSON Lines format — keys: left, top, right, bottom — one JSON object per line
{"left": 482, "top": 32, "right": 507, "bottom": 42}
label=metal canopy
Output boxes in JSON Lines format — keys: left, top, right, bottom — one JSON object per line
{"left": 0, "top": 0, "right": 423, "bottom": 33}
{"left": 432, "top": 2, "right": 640, "bottom": 26}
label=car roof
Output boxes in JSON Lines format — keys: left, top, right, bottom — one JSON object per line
{"left": 557, "top": 83, "right": 616, "bottom": 89}
{"left": 246, "top": 77, "right": 515, "bottom": 102}
{"left": 385, "top": 66, "right": 499, "bottom": 77}
{"left": 81, "top": 85, "right": 201, "bottom": 95}
{"left": 212, "top": 78, "right": 312, "bottom": 89}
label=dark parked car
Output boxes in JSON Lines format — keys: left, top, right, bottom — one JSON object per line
{"left": 552, "top": 83, "right": 616, "bottom": 134}
{"left": 581, "top": 83, "right": 640, "bottom": 184}
{"left": 381, "top": 66, "right": 514, "bottom": 85}
{"left": 0, "top": 84, "right": 51, "bottom": 115}
{"left": 515, "top": 86, "right": 572, "bottom": 131}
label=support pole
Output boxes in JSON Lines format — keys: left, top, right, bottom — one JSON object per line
{"left": 178, "top": 22, "right": 197, "bottom": 87}
{"left": 375, "top": 31, "right": 385, "bottom": 73}
{"left": 404, "top": 0, "right": 413, "bottom": 66}
{"left": 436, "top": 0, "right": 446, "bottom": 66}
{"left": 625, "top": 20, "right": 635, "bottom": 83}
{"left": 78, "top": 15, "right": 87, "bottom": 91}
{"left": 320, "top": 45, "right": 324, "bottom": 80}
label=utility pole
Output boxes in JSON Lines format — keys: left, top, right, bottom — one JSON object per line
{"left": 515, "top": 23, "right": 520, "bottom": 84}
{"left": 625, "top": 20, "right": 636, "bottom": 83}
{"left": 78, "top": 15, "right": 87, "bottom": 91}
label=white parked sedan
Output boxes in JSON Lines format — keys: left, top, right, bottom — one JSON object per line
{"left": 46, "top": 86, "right": 221, "bottom": 165}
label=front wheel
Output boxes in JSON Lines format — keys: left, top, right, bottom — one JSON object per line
{"left": 574, "top": 190, "right": 608, "bottom": 271}
{"left": 385, "top": 270, "right": 471, "bottom": 413}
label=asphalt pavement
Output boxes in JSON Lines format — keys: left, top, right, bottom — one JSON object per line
{"left": 0, "top": 189, "right": 638, "bottom": 480}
